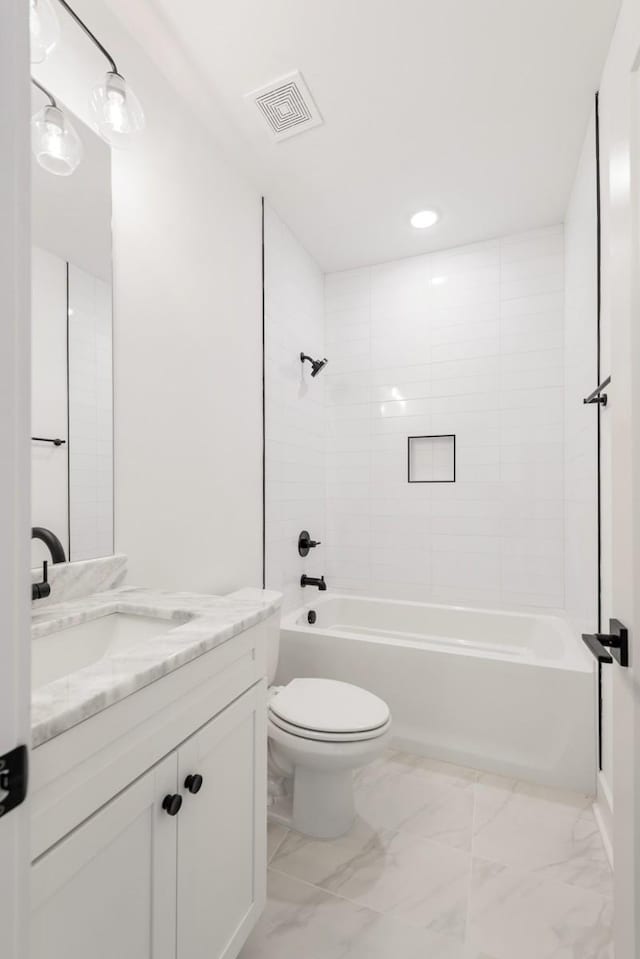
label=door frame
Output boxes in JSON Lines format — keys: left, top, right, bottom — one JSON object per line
{"left": 598, "top": 2, "right": 640, "bottom": 953}
{"left": 0, "top": 3, "right": 32, "bottom": 957}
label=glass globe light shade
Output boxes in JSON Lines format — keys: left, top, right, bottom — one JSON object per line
{"left": 89, "top": 72, "right": 145, "bottom": 148}
{"left": 31, "top": 105, "right": 83, "bottom": 176}
{"left": 29, "top": 0, "right": 60, "bottom": 64}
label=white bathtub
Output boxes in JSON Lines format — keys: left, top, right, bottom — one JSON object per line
{"left": 278, "top": 594, "right": 597, "bottom": 793}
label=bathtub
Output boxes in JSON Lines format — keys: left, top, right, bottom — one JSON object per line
{"left": 278, "top": 594, "right": 597, "bottom": 793}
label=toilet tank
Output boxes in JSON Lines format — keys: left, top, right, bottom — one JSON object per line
{"left": 266, "top": 611, "right": 281, "bottom": 684}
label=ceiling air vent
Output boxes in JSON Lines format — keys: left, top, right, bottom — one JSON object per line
{"left": 245, "top": 71, "right": 323, "bottom": 141}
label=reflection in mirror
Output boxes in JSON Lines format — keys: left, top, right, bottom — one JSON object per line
{"left": 31, "top": 96, "right": 113, "bottom": 567}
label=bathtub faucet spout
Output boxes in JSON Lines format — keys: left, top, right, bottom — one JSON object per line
{"left": 301, "top": 574, "right": 327, "bottom": 591}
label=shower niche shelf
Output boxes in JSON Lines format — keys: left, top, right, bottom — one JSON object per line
{"left": 407, "top": 434, "right": 456, "bottom": 484}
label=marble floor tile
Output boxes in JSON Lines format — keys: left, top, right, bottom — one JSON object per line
{"left": 267, "top": 821, "right": 289, "bottom": 863}
{"left": 475, "top": 772, "right": 594, "bottom": 815}
{"left": 466, "top": 857, "right": 614, "bottom": 959}
{"left": 354, "top": 750, "right": 476, "bottom": 850}
{"left": 239, "top": 869, "right": 464, "bottom": 959}
{"left": 271, "top": 818, "right": 471, "bottom": 940}
{"left": 473, "top": 773, "right": 612, "bottom": 896}
{"left": 248, "top": 752, "right": 613, "bottom": 959}
{"left": 355, "top": 749, "right": 477, "bottom": 788}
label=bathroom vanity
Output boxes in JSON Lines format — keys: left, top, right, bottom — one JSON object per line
{"left": 29, "top": 560, "right": 280, "bottom": 959}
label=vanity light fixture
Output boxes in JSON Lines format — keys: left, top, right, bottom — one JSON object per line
{"left": 31, "top": 78, "right": 83, "bottom": 176}
{"left": 89, "top": 70, "right": 145, "bottom": 147}
{"left": 410, "top": 209, "right": 439, "bottom": 229}
{"left": 53, "top": 0, "right": 145, "bottom": 147}
{"left": 30, "top": 0, "right": 61, "bottom": 64}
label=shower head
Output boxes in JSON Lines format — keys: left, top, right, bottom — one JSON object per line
{"left": 311, "top": 357, "right": 328, "bottom": 377}
{"left": 300, "top": 353, "right": 329, "bottom": 377}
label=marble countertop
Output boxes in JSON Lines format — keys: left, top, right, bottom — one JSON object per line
{"left": 31, "top": 585, "right": 281, "bottom": 749}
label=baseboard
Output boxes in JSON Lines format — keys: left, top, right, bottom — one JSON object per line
{"left": 593, "top": 770, "right": 614, "bottom": 869}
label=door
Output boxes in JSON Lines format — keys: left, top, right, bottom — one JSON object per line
{"left": 176, "top": 682, "right": 267, "bottom": 959}
{"left": 598, "top": 3, "right": 640, "bottom": 954}
{"left": 30, "top": 756, "right": 178, "bottom": 959}
{"left": 0, "top": 4, "right": 31, "bottom": 959}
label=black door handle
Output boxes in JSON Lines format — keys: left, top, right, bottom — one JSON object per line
{"left": 581, "top": 633, "right": 613, "bottom": 664}
{"left": 184, "top": 774, "right": 203, "bottom": 794}
{"left": 162, "top": 793, "right": 183, "bottom": 816}
{"left": 581, "top": 619, "right": 629, "bottom": 667}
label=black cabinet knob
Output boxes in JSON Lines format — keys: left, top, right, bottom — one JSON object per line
{"left": 184, "top": 774, "right": 204, "bottom": 794}
{"left": 162, "top": 793, "right": 183, "bottom": 816}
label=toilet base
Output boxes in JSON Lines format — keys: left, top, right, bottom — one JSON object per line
{"left": 293, "top": 765, "right": 355, "bottom": 839}
{"left": 268, "top": 719, "right": 392, "bottom": 840}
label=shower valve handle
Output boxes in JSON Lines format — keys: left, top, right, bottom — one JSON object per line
{"left": 298, "top": 530, "right": 322, "bottom": 557}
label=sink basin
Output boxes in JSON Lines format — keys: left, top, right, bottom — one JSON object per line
{"left": 32, "top": 613, "right": 178, "bottom": 688}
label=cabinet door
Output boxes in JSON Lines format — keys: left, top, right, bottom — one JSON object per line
{"left": 176, "top": 681, "right": 267, "bottom": 959}
{"left": 31, "top": 755, "right": 178, "bottom": 959}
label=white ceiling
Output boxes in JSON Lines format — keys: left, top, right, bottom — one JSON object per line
{"left": 120, "top": 0, "right": 620, "bottom": 272}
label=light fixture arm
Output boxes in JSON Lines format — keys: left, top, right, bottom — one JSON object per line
{"left": 31, "top": 77, "right": 57, "bottom": 108}
{"left": 53, "top": 0, "right": 119, "bottom": 75}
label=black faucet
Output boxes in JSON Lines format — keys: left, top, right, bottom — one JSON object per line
{"left": 301, "top": 574, "right": 327, "bottom": 591}
{"left": 31, "top": 527, "right": 66, "bottom": 601}
{"left": 32, "top": 561, "right": 50, "bottom": 601}
{"left": 32, "top": 526, "right": 67, "bottom": 564}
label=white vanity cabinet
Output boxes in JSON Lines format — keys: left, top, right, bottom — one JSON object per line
{"left": 176, "top": 687, "right": 266, "bottom": 959}
{"left": 30, "top": 619, "right": 271, "bottom": 959}
{"left": 31, "top": 754, "right": 178, "bottom": 959}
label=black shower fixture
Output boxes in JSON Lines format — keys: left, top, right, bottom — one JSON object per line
{"left": 300, "top": 352, "right": 329, "bottom": 377}
{"left": 298, "top": 530, "right": 321, "bottom": 556}
{"left": 301, "top": 574, "right": 327, "bottom": 591}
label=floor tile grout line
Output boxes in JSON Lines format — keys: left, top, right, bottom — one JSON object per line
{"left": 267, "top": 825, "right": 291, "bottom": 864}
{"left": 265, "top": 863, "right": 466, "bottom": 943}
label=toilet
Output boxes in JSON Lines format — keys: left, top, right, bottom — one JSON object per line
{"left": 265, "top": 619, "right": 392, "bottom": 839}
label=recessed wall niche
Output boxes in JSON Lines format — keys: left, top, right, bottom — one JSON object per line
{"left": 407, "top": 435, "right": 456, "bottom": 483}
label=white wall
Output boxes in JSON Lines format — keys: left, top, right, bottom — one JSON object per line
{"left": 34, "top": 0, "right": 263, "bottom": 593}
{"left": 264, "top": 206, "right": 326, "bottom": 612}
{"left": 111, "top": 74, "right": 262, "bottom": 593}
{"left": 324, "top": 228, "right": 565, "bottom": 610}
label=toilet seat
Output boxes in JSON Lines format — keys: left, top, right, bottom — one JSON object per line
{"left": 269, "top": 711, "right": 391, "bottom": 743}
{"left": 269, "top": 678, "right": 390, "bottom": 742}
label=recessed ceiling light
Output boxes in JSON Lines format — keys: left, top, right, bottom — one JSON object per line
{"left": 410, "top": 209, "right": 439, "bottom": 229}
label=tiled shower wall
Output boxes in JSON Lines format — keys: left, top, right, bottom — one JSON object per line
{"left": 324, "top": 227, "right": 565, "bottom": 610}
{"left": 264, "top": 206, "right": 326, "bottom": 612}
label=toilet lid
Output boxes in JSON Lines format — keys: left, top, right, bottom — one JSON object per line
{"left": 269, "top": 711, "right": 392, "bottom": 743}
{"left": 269, "top": 678, "right": 390, "bottom": 734}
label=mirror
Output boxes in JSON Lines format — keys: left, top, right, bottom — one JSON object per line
{"left": 31, "top": 96, "right": 113, "bottom": 566}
